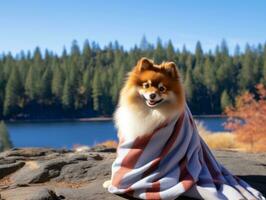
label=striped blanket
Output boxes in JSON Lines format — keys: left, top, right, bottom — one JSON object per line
{"left": 107, "top": 106, "right": 265, "bottom": 200}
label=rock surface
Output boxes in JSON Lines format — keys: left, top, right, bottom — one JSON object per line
{"left": 0, "top": 148, "right": 265, "bottom": 200}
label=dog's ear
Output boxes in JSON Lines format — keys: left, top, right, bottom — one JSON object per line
{"left": 136, "top": 57, "right": 154, "bottom": 72}
{"left": 162, "top": 62, "right": 180, "bottom": 79}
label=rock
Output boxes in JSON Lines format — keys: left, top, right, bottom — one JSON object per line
{"left": 11, "top": 159, "right": 63, "bottom": 184}
{"left": 1, "top": 148, "right": 55, "bottom": 157}
{"left": 55, "top": 181, "right": 124, "bottom": 200}
{"left": 0, "top": 148, "right": 265, "bottom": 200}
{"left": 0, "top": 159, "right": 16, "bottom": 165}
{"left": 0, "top": 161, "right": 25, "bottom": 179}
{"left": 90, "top": 154, "right": 103, "bottom": 160}
{"left": 0, "top": 148, "right": 71, "bottom": 164}
{"left": 11, "top": 156, "right": 82, "bottom": 184}
{"left": 10, "top": 153, "right": 106, "bottom": 184}
{"left": 1, "top": 186, "right": 58, "bottom": 200}
{"left": 90, "top": 145, "right": 116, "bottom": 153}
{"left": 55, "top": 158, "right": 111, "bottom": 182}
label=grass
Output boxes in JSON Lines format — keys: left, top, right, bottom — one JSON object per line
{"left": 196, "top": 120, "right": 266, "bottom": 153}
{"left": 195, "top": 120, "right": 236, "bottom": 150}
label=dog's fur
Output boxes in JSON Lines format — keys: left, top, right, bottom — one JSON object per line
{"left": 103, "top": 57, "right": 185, "bottom": 188}
{"left": 115, "top": 57, "right": 185, "bottom": 141}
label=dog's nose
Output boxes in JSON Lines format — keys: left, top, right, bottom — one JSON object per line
{"left": 149, "top": 93, "right": 156, "bottom": 99}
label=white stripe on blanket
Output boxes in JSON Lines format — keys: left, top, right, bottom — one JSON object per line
{"left": 108, "top": 106, "right": 265, "bottom": 200}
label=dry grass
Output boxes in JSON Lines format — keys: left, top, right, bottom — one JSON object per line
{"left": 200, "top": 132, "right": 236, "bottom": 150}
{"left": 97, "top": 140, "right": 118, "bottom": 149}
{"left": 234, "top": 140, "right": 266, "bottom": 153}
{"left": 195, "top": 120, "right": 266, "bottom": 153}
{"left": 48, "top": 181, "right": 87, "bottom": 189}
{"left": 195, "top": 120, "right": 237, "bottom": 150}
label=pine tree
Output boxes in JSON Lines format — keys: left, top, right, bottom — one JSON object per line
{"left": 39, "top": 67, "right": 52, "bottom": 102}
{"left": 140, "top": 35, "right": 149, "bottom": 51}
{"left": 3, "top": 53, "right": 15, "bottom": 78}
{"left": 184, "top": 66, "right": 194, "bottom": 101}
{"left": 220, "top": 90, "right": 232, "bottom": 111}
{"left": 238, "top": 44, "right": 255, "bottom": 90}
{"left": 166, "top": 40, "right": 175, "bottom": 61}
{"left": 220, "top": 39, "right": 229, "bottom": 59}
{"left": 0, "top": 121, "right": 12, "bottom": 151}
{"left": 81, "top": 68, "right": 92, "bottom": 107}
{"left": 3, "top": 67, "right": 22, "bottom": 116}
{"left": 25, "top": 65, "right": 37, "bottom": 100}
{"left": 0, "top": 66, "right": 5, "bottom": 116}
{"left": 71, "top": 40, "right": 81, "bottom": 67}
{"left": 153, "top": 38, "right": 166, "bottom": 63}
{"left": 51, "top": 66, "right": 64, "bottom": 99}
{"left": 233, "top": 45, "right": 241, "bottom": 70}
{"left": 203, "top": 56, "right": 217, "bottom": 93}
{"left": 82, "top": 40, "right": 92, "bottom": 70}
{"left": 195, "top": 41, "right": 203, "bottom": 64}
{"left": 62, "top": 77, "right": 73, "bottom": 109}
{"left": 33, "top": 47, "right": 42, "bottom": 64}
{"left": 92, "top": 70, "right": 102, "bottom": 112}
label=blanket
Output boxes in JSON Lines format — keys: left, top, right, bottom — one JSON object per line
{"left": 107, "top": 106, "right": 265, "bottom": 200}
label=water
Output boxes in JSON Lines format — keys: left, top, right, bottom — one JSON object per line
{"left": 6, "top": 117, "right": 227, "bottom": 149}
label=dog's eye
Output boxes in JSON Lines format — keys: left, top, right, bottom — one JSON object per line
{"left": 143, "top": 83, "right": 149, "bottom": 89}
{"left": 159, "top": 86, "right": 166, "bottom": 92}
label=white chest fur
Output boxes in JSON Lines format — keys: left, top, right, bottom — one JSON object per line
{"left": 114, "top": 105, "right": 170, "bottom": 141}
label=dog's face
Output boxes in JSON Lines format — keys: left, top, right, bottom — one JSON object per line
{"left": 138, "top": 70, "right": 177, "bottom": 108}
{"left": 121, "top": 58, "right": 185, "bottom": 111}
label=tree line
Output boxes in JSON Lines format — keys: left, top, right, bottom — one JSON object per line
{"left": 0, "top": 37, "right": 266, "bottom": 119}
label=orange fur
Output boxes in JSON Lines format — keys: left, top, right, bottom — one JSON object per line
{"left": 119, "top": 57, "right": 185, "bottom": 113}
{"left": 104, "top": 58, "right": 186, "bottom": 187}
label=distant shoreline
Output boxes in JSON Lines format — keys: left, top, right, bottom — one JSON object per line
{"left": 6, "top": 117, "right": 113, "bottom": 123}
{"left": 193, "top": 114, "right": 227, "bottom": 118}
{"left": 4, "top": 114, "right": 226, "bottom": 123}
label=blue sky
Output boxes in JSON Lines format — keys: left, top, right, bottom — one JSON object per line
{"left": 0, "top": 0, "right": 266, "bottom": 55}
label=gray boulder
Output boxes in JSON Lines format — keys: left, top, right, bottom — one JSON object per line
{"left": 0, "top": 186, "right": 58, "bottom": 200}
{"left": 0, "top": 161, "right": 25, "bottom": 179}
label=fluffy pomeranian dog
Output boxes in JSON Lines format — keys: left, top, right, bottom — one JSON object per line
{"left": 114, "top": 57, "right": 185, "bottom": 141}
{"left": 103, "top": 57, "right": 185, "bottom": 188}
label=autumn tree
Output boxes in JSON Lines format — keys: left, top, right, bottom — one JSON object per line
{"left": 225, "top": 84, "right": 266, "bottom": 152}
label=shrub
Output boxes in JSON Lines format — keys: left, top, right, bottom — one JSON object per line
{"left": 225, "top": 84, "right": 266, "bottom": 152}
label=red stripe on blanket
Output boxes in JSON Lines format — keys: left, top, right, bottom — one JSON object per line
{"left": 146, "top": 181, "right": 161, "bottom": 200}
{"left": 142, "top": 113, "right": 185, "bottom": 197}
{"left": 143, "top": 113, "right": 185, "bottom": 177}
{"left": 124, "top": 188, "right": 134, "bottom": 196}
{"left": 179, "top": 157, "right": 194, "bottom": 191}
{"left": 112, "top": 122, "right": 168, "bottom": 188}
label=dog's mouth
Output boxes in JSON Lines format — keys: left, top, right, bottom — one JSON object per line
{"left": 145, "top": 98, "right": 164, "bottom": 107}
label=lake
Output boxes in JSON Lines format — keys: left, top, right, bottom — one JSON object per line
{"left": 6, "top": 117, "right": 228, "bottom": 149}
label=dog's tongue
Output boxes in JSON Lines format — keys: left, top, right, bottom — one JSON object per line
{"left": 148, "top": 100, "right": 156, "bottom": 105}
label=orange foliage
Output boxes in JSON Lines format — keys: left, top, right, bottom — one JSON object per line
{"left": 225, "top": 84, "right": 266, "bottom": 152}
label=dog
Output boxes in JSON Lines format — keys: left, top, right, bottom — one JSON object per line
{"left": 103, "top": 57, "right": 185, "bottom": 188}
